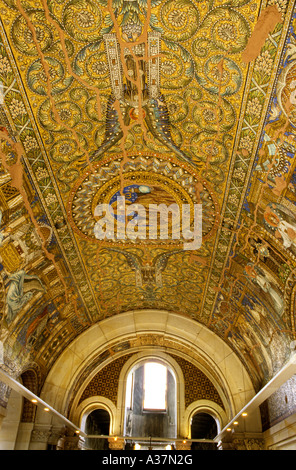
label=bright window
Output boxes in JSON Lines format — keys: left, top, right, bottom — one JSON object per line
{"left": 143, "top": 362, "right": 167, "bottom": 410}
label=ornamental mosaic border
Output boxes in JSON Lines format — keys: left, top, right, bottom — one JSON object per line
{"left": 200, "top": 0, "right": 295, "bottom": 322}
{"left": 0, "top": 18, "right": 101, "bottom": 323}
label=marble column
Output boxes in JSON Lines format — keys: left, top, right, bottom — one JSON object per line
{"left": 14, "top": 422, "right": 34, "bottom": 450}
{"left": 48, "top": 425, "right": 67, "bottom": 449}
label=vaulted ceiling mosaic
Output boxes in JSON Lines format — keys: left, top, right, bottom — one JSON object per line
{"left": 0, "top": 0, "right": 296, "bottom": 391}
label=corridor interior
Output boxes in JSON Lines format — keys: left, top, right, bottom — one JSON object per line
{"left": 0, "top": 0, "right": 296, "bottom": 451}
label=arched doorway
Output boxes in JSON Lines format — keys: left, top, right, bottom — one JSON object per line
{"left": 84, "top": 409, "right": 110, "bottom": 450}
{"left": 191, "top": 412, "right": 218, "bottom": 450}
{"left": 45, "top": 311, "right": 260, "bottom": 442}
{"left": 124, "top": 360, "right": 177, "bottom": 440}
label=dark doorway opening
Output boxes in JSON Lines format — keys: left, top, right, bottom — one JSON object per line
{"left": 191, "top": 412, "right": 218, "bottom": 450}
{"left": 85, "top": 409, "right": 110, "bottom": 450}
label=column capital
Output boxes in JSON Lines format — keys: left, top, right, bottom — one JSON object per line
{"left": 108, "top": 437, "right": 125, "bottom": 450}
{"left": 63, "top": 435, "right": 82, "bottom": 450}
{"left": 30, "top": 425, "right": 52, "bottom": 446}
{"left": 175, "top": 440, "right": 191, "bottom": 451}
{"left": 217, "top": 431, "right": 265, "bottom": 450}
{"left": 232, "top": 437, "right": 265, "bottom": 450}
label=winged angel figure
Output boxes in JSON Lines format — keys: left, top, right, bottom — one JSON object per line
{"left": 102, "top": 247, "right": 184, "bottom": 287}
{"left": 83, "top": 0, "right": 196, "bottom": 167}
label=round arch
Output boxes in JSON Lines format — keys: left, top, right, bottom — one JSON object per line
{"left": 115, "top": 351, "right": 185, "bottom": 437}
{"left": 184, "top": 400, "right": 227, "bottom": 439}
{"left": 35, "top": 310, "right": 260, "bottom": 435}
{"left": 73, "top": 396, "right": 117, "bottom": 436}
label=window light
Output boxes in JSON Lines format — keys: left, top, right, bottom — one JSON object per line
{"left": 143, "top": 362, "right": 167, "bottom": 410}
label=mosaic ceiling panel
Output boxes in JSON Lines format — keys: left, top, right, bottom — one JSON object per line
{"left": 0, "top": 0, "right": 295, "bottom": 391}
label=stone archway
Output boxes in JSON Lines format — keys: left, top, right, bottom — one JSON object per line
{"left": 190, "top": 412, "right": 218, "bottom": 450}
{"left": 84, "top": 408, "right": 110, "bottom": 450}
{"left": 34, "top": 310, "right": 262, "bottom": 439}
